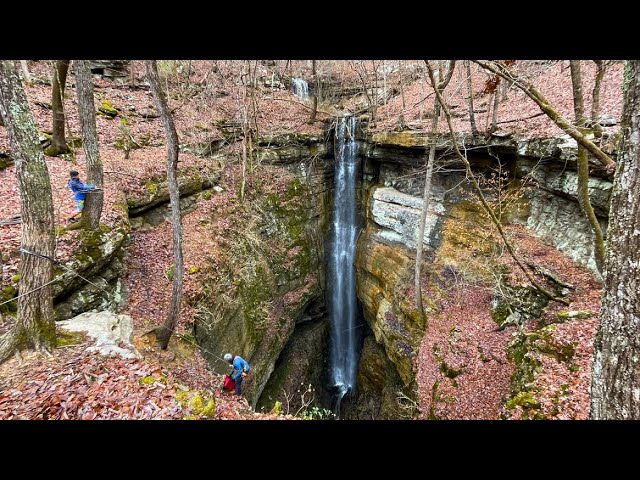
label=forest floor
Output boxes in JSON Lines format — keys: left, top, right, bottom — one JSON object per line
{"left": 415, "top": 225, "right": 601, "bottom": 420}
{"left": 0, "top": 60, "right": 619, "bottom": 419}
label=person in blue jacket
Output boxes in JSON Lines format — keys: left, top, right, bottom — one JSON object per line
{"left": 67, "top": 170, "right": 98, "bottom": 223}
{"left": 224, "top": 353, "right": 250, "bottom": 396}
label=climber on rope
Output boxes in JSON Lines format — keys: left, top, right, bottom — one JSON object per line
{"left": 224, "top": 353, "right": 250, "bottom": 396}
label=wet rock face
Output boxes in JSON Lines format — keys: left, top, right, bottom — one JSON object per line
{"left": 256, "top": 318, "right": 329, "bottom": 415}
{"left": 343, "top": 336, "right": 411, "bottom": 419}
{"left": 355, "top": 228, "right": 425, "bottom": 387}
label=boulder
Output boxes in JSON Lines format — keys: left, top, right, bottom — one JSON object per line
{"left": 57, "top": 311, "right": 140, "bottom": 359}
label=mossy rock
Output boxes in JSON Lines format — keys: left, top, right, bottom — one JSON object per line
{"left": 175, "top": 390, "right": 216, "bottom": 418}
{"left": 506, "top": 391, "right": 542, "bottom": 410}
{"left": 1, "top": 285, "right": 18, "bottom": 314}
{"left": 56, "top": 329, "right": 86, "bottom": 347}
{"left": 98, "top": 99, "right": 119, "bottom": 118}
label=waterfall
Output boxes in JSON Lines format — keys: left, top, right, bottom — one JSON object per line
{"left": 327, "top": 116, "right": 360, "bottom": 410}
{"left": 291, "top": 78, "right": 309, "bottom": 100}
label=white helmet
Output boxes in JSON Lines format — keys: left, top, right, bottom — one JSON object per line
{"left": 224, "top": 353, "right": 233, "bottom": 362}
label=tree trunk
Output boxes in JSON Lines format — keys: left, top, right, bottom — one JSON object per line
{"left": 570, "top": 60, "right": 605, "bottom": 275}
{"left": 465, "top": 60, "right": 479, "bottom": 136}
{"left": 490, "top": 88, "right": 500, "bottom": 133}
{"left": 591, "top": 60, "right": 640, "bottom": 419}
{"left": 0, "top": 60, "right": 56, "bottom": 363}
{"left": 415, "top": 61, "right": 455, "bottom": 319}
{"left": 20, "top": 60, "right": 31, "bottom": 84}
{"left": 49, "top": 60, "right": 71, "bottom": 156}
{"left": 308, "top": 60, "right": 318, "bottom": 124}
{"left": 474, "top": 60, "right": 616, "bottom": 172}
{"left": 75, "top": 60, "right": 104, "bottom": 230}
{"left": 146, "top": 60, "right": 184, "bottom": 350}
{"left": 591, "top": 60, "right": 606, "bottom": 139}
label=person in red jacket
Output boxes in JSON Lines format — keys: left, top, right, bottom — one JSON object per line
{"left": 224, "top": 353, "right": 250, "bottom": 396}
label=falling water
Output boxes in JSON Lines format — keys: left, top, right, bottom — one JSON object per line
{"left": 327, "top": 116, "right": 360, "bottom": 412}
{"left": 291, "top": 78, "right": 309, "bottom": 100}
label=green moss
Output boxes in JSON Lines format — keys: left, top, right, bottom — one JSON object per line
{"left": 73, "top": 229, "right": 109, "bottom": 265}
{"left": 271, "top": 400, "right": 282, "bottom": 415}
{"left": 10, "top": 273, "right": 21, "bottom": 284}
{"left": 175, "top": 390, "right": 189, "bottom": 403}
{"left": 195, "top": 122, "right": 209, "bottom": 131}
{"left": 146, "top": 180, "right": 158, "bottom": 196}
{"left": 188, "top": 393, "right": 216, "bottom": 418}
{"left": 165, "top": 264, "right": 175, "bottom": 281}
{"left": 506, "top": 391, "right": 541, "bottom": 411}
{"left": 188, "top": 266, "right": 200, "bottom": 274}
{"left": 56, "top": 330, "right": 84, "bottom": 346}
{"left": 98, "top": 99, "right": 119, "bottom": 118}
{"left": 140, "top": 376, "right": 158, "bottom": 385}
{"left": 202, "top": 190, "right": 213, "bottom": 201}
{"left": 2, "top": 286, "right": 16, "bottom": 299}
{"left": 1, "top": 285, "right": 18, "bottom": 314}
{"left": 55, "top": 226, "right": 66, "bottom": 237}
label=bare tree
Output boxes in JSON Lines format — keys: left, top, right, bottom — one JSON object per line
{"left": 490, "top": 84, "right": 500, "bottom": 133}
{"left": 591, "top": 60, "right": 640, "bottom": 419}
{"left": 75, "top": 60, "right": 104, "bottom": 229}
{"left": 146, "top": 60, "right": 184, "bottom": 350}
{"left": 48, "top": 60, "right": 71, "bottom": 156}
{"left": 415, "top": 60, "right": 455, "bottom": 319}
{"left": 465, "top": 60, "right": 479, "bottom": 136}
{"left": 308, "top": 60, "right": 318, "bottom": 124}
{"left": 0, "top": 60, "right": 56, "bottom": 363}
{"left": 591, "top": 60, "right": 606, "bottom": 139}
{"left": 570, "top": 60, "right": 605, "bottom": 274}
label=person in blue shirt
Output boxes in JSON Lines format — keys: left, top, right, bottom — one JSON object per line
{"left": 224, "top": 353, "right": 250, "bottom": 396}
{"left": 67, "top": 170, "right": 98, "bottom": 223}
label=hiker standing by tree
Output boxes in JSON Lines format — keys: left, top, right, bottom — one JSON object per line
{"left": 67, "top": 170, "right": 99, "bottom": 223}
{"left": 224, "top": 353, "right": 250, "bottom": 396}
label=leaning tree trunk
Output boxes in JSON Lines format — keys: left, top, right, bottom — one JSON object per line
{"left": 146, "top": 60, "right": 183, "bottom": 350}
{"left": 0, "top": 60, "right": 56, "bottom": 363}
{"left": 48, "top": 60, "right": 71, "bottom": 156}
{"left": 75, "top": 60, "right": 104, "bottom": 230}
{"left": 591, "top": 60, "right": 640, "bottom": 419}
{"left": 570, "top": 61, "right": 605, "bottom": 275}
